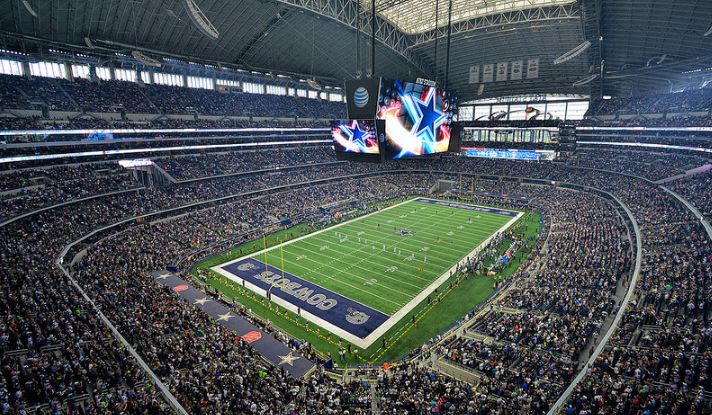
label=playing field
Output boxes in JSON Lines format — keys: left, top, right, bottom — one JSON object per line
{"left": 212, "top": 197, "right": 520, "bottom": 347}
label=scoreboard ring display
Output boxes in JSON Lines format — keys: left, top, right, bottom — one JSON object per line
{"left": 339, "top": 77, "right": 461, "bottom": 161}
{"left": 377, "top": 79, "right": 458, "bottom": 159}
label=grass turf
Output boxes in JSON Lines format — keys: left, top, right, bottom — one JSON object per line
{"left": 251, "top": 198, "right": 514, "bottom": 315}
{"left": 192, "top": 197, "right": 541, "bottom": 364}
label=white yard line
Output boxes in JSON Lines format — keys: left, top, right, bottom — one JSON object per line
{"left": 214, "top": 197, "right": 418, "bottom": 268}
{"left": 338, "top": 221, "right": 502, "bottom": 255}
{"left": 356, "top": 206, "right": 523, "bottom": 348}
{"left": 211, "top": 197, "right": 524, "bottom": 349}
{"left": 290, "top": 239, "right": 430, "bottom": 289}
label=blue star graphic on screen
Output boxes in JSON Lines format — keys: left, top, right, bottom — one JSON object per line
{"left": 412, "top": 88, "right": 448, "bottom": 145}
{"left": 340, "top": 121, "right": 370, "bottom": 150}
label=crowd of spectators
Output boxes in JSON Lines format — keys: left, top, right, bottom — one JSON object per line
{"left": 0, "top": 115, "right": 328, "bottom": 133}
{"left": 0, "top": 167, "right": 431, "bottom": 413}
{"left": 62, "top": 79, "right": 156, "bottom": 113}
{"left": 377, "top": 363, "right": 479, "bottom": 414}
{"left": 580, "top": 115, "right": 712, "bottom": 128}
{"left": 668, "top": 171, "right": 712, "bottom": 221}
{"left": 0, "top": 74, "right": 345, "bottom": 120}
{"left": 536, "top": 167, "right": 711, "bottom": 414}
{"left": 567, "top": 148, "right": 709, "bottom": 181}
{"left": 441, "top": 337, "right": 572, "bottom": 413}
{"left": 0, "top": 133, "right": 710, "bottom": 413}
{"left": 0, "top": 146, "right": 344, "bottom": 220}
{"left": 587, "top": 87, "right": 712, "bottom": 117}
{"left": 159, "top": 146, "right": 336, "bottom": 180}
{"left": 0, "top": 163, "right": 139, "bottom": 221}
{"left": 430, "top": 183, "right": 630, "bottom": 414}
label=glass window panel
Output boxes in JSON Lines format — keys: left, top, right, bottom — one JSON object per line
{"left": 474, "top": 105, "right": 491, "bottom": 120}
{"left": 458, "top": 106, "right": 474, "bottom": 121}
{"left": 565, "top": 100, "right": 589, "bottom": 120}
{"left": 115, "top": 69, "right": 136, "bottom": 82}
{"left": 96, "top": 67, "right": 112, "bottom": 80}
{"left": 71, "top": 64, "right": 89, "bottom": 79}
{"left": 30, "top": 61, "right": 66, "bottom": 79}
{"left": 491, "top": 104, "right": 509, "bottom": 120}
{"left": 0, "top": 59, "right": 23, "bottom": 76}
{"left": 546, "top": 102, "right": 566, "bottom": 120}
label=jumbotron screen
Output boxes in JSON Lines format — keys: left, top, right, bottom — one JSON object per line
{"left": 377, "top": 79, "right": 457, "bottom": 159}
{"left": 330, "top": 119, "right": 380, "bottom": 154}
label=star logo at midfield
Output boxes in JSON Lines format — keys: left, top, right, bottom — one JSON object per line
{"left": 411, "top": 88, "right": 447, "bottom": 142}
{"left": 217, "top": 312, "right": 234, "bottom": 322}
{"left": 194, "top": 297, "right": 210, "bottom": 306}
{"left": 278, "top": 352, "right": 300, "bottom": 366}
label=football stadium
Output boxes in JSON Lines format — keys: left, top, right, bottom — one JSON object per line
{"left": 0, "top": 0, "right": 711, "bottom": 414}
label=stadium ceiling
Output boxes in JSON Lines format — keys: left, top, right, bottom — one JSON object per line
{"left": 590, "top": 0, "right": 712, "bottom": 97}
{"left": 1, "top": 0, "right": 711, "bottom": 100}
{"left": 366, "top": 0, "right": 575, "bottom": 34}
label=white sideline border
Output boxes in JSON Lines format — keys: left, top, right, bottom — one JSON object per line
{"left": 211, "top": 197, "right": 523, "bottom": 349}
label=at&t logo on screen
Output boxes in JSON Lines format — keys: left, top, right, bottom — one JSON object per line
{"left": 353, "top": 87, "right": 369, "bottom": 108}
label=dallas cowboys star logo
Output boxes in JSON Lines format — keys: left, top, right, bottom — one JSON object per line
{"left": 194, "top": 297, "right": 210, "bottom": 306}
{"left": 277, "top": 352, "right": 300, "bottom": 366}
{"left": 155, "top": 272, "right": 172, "bottom": 280}
{"left": 217, "top": 312, "right": 234, "bottom": 322}
{"left": 340, "top": 120, "right": 371, "bottom": 151}
{"left": 411, "top": 88, "right": 447, "bottom": 143}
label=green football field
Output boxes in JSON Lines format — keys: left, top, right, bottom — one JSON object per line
{"left": 250, "top": 198, "right": 516, "bottom": 316}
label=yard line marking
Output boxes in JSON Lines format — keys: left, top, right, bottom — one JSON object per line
{"left": 299, "top": 207, "right": 475, "bottom": 273}
{"left": 281, "top": 240, "right": 428, "bottom": 290}
{"left": 293, "top": 237, "right": 447, "bottom": 282}
{"left": 267, "top": 204, "right": 512, "bottom": 298}
{"left": 338, "top": 220, "right": 499, "bottom": 252}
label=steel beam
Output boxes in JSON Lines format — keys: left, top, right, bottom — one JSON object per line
{"left": 412, "top": 4, "right": 579, "bottom": 46}
{"left": 274, "top": 0, "right": 431, "bottom": 75}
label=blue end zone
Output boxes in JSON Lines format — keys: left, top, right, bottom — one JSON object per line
{"left": 414, "top": 198, "right": 520, "bottom": 217}
{"left": 221, "top": 257, "right": 389, "bottom": 339}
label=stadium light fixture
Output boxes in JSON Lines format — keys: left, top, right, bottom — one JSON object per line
{"left": 84, "top": 37, "right": 94, "bottom": 48}
{"left": 704, "top": 23, "right": 712, "bottom": 37}
{"left": 132, "top": 51, "right": 162, "bottom": 68}
{"left": 307, "top": 78, "right": 322, "bottom": 91}
{"left": 21, "top": 0, "right": 38, "bottom": 18}
{"left": 183, "top": 0, "right": 219, "bottom": 39}
{"left": 553, "top": 41, "right": 591, "bottom": 65}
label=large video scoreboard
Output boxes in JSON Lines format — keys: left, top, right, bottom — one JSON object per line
{"left": 333, "top": 77, "right": 460, "bottom": 161}
{"left": 330, "top": 119, "right": 385, "bottom": 162}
